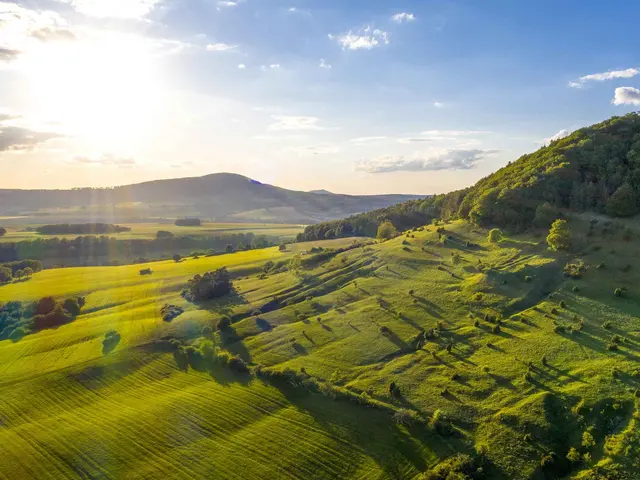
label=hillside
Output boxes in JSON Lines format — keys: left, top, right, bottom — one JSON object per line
{"left": 1, "top": 216, "right": 640, "bottom": 478}
{"left": 299, "top": 112, "right": 640, "bottom": 241}
{"left": 0, "top": 173, "right": 422, "bottom": 225}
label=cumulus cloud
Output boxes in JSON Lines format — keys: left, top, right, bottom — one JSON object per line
{"left": 356, "top": 149, "right": 497, "bottom": 173}
{"left": 57, "top": 0, "right": 161, "bottom": 19}
{"left": 0, "top": 125, "right": 62, "bottom": 151}
{"left": 30, "top": 27, "right": 76, "bottom": 42}
{"left": 392, "top": 12, "right": 415, "bottom": 23}
{"left": 568, "top": 68, "right": 639, "bottom": 88}
{"left": 237, "top": 63, "right": 246, "bottom": 69}
{"left": 612, "top": 86, "right": 640, "bottom": 106}
{"left": 217, "top": 1, "right": 240, "bottom": 7}
{"left": 543, "top": 129, "right": 571, "bottom": 144}
{"left": 261, "top": 63, "right": 280, "bottom": 71}
{"left": 329, "top": 26, "right": 390, "bottom": 50}
{"left": 268, "top": 115, "right": 323, "bottom": 131}
{"left": 350, "top": 136, "right": 388, "bottom": 145}
{"left": 319, "top": 58, "right": 331, "bottom": 69}
{"left": 433, "top": 101, "right": 444, "bottom": 108}
{"left": 71, "top": 154, "right": 136, "bottom": 167}
{"left": 0, "top": 47, "right": 20, "bottom": 62}
{"left": 206, "top": 43, "right": 236, "bottom": 52}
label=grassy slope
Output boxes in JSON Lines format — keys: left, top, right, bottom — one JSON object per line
{"left": 1, "top": 220, "right": 639, "bottom": 479}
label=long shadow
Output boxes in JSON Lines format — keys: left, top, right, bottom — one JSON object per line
{"left": 220, "top": 327, "right": 252, "bottom": 363}
{"left": 383, "top": 331, "right": 409, "bottom": 351}
{"left": 414, "top": 297, "right": 443, "bottom": 319}
{"left": 490, "top": 373, "right": 517, "bottom": 391}
{"left": 398, "top": 313, "right": 423, "bottom": 331}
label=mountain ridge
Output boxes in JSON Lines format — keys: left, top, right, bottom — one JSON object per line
{"left": 0, "top": 172, "right": 424, "bottom": 225}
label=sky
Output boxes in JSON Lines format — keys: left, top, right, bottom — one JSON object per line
{"left": 1, "top": 0, "right": 640, "bottom": 195}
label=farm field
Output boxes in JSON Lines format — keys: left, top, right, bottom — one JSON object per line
{"left": 0, "top": 222, "right": 305, "bottom": 243}
{"left": 1, "top": 219, "right": 639, "bottom": 478}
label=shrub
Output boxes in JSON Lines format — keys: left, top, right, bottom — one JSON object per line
{"left": 33, "top": 304, "right": 72, "bottom": 331}
{"left": 183, "top": 268, "right": 232, "bottom": 302}
{"left": 62, "top": 297, "right": 82, "bottom": 317}
{"left": 564, "top": 260, "right": 586, "bottom": 279}
{"left": 35, "top": 297, "right": 57, "bottom": 316}
{"left": 547, "top": 219, "right": 571, "bottom": 251}
{"left": 614, "top": 288, "right": 625, "bottom": 298}
{"left": 139, "top": 268, "right": 152, "bottom": 275}
{"left": 554, "top": 325, "right": 566, "bottom": 334}
{"left": 102, "top": 330, "right": 121, "bottom": 352}
{"left": 607, "top": 343, "right": 619, "bottom": 351}
{"left": 603, "top": 321, "right": 612, "bottom": 329}
{"left": 540, "top": 453, "right": 556, "bottom": 468}
{"left": 559, "top": 300, "right": 566, "bottom": 308}
{"left": 572, "top": 285, "right": 579, "bottom": 293}
{"left": 582, "top": 431, "right": 596, "bottom": 449}
{"left": 161, "top": 305, "right": 184, "bottom": 322}
{"left": 488, "top": 228, "right": 503, "bottom": 243}
{"left": 0, "top": 267, "right": 13, "bottom": 284}
{"left": 524, "top": 275, "right": 533, "bottom": 283}
{"left": 217, "top": 316, "right": 232, "bottom": 331}
{"left": 388, "top": 381, "right": 400, "bottom": 398}
{"left": 377, "top": 221, "right": 398, "bottom": 241}
{"left": 551, "top": 307, "right": 558, "bottom": 315}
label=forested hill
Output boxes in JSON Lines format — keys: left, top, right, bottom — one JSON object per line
{"left": 298, "top": 112, "right": 640, "bottom": 241}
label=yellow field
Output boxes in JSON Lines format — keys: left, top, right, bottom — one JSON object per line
{"left": 0, "top": 222, "right": 304, "bottom": 243}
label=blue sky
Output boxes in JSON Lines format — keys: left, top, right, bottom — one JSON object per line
{"left": 1, "top": 0, "right": 640, "bottom": 194}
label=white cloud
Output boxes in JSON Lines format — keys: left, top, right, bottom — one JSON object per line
{"left": 391, "top": 12, "right": 415, "bottom": 23}
{"left": 319, "top": 58, "right": 331, "bottom": 69}
{"left": 268, "top": 115, "right": 323, "bottom": 131}
{"left": 612, "top": 86, "right": 640, "bottom": 106}
{"left": 543, "top": 129, "right": 571, "bottom": 145}
{"left": 206, "top": 43, "right": 237, "bottom": 52}
{"left": 568, "top": 68, "right": 639, "bottom": 88}
{"left": 350, "top": 136, "right": 388, "bottom": 145}
{"left": 433, "top": 101, "right": 444, "bottom": 108}
{"left": 420, "top": 130, "right": 489, "bottom": 139}
{"left": 261, "top": 63, "right": 280, "bottom": 71}
{"left": 0, "top": 125, "right": 62, "bottom": 151}
{"left": 329, "top": 26, "right": 390, "bottom": 50}
{"left": 71, "top": 154, "right": 136, "bottom": 167}
{"left": 217, "top": 1, "right": 239, "bottom": 7}
{"left": 356, "top": 149, "right": 497, "bottom": 173}
{"left": 57, "top": 0, "right": 161, "bottom": 19}
{"left": 238, "top": 63, "right": 246, "bottom": 69}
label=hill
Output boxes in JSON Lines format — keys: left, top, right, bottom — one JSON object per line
{"left": 1, "top": 218, "right": 639, "bottom": 478}
{"left": 0, "top": 173, "right": 422, "bottom": 225}
{"left": 298, "top": 112, "right": 640, "bottom": 241}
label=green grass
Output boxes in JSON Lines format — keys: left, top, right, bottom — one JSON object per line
{"left": 1, "top": 218, "right": 639, "bottom": 478}
{"left": 0, "top": 222, "right": 304, "bottom": 243}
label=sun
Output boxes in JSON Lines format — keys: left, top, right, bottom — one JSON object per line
{"left": 19, "top": 31, "right": 164, "bottom": 150}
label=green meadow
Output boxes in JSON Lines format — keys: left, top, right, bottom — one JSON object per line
{"left": 1, "top": 218, "right": 639, "bottom": 479}
{"left": 0, "top": 222, "right": 304, "bottom": 243}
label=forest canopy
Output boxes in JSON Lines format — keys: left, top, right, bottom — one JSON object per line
{"left": 298, "top": 112, "right": 640, "bottom": 241}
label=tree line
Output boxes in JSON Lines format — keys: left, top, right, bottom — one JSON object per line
{"left": 0, "top": 233, "right": 274, "bottom": 265}
{"left": 35, "top": 223, "right": 132, "bottom": 235}
{"left": 299, "top": 112, "right": 640, "bottom": 241}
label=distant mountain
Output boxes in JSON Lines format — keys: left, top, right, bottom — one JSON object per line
{"left": 309, "top": 189, "right": 334, "bottom": 195}
{"left": 0, "top": 173, "right": 424, "bottom": 224}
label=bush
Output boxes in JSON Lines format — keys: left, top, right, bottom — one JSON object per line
{"left": 161, "top": 304, "right": 184, "bottom": 322}
{"left": 33, "top": 304, "right": 72, "bottom": 331}
{"left": 62, "top": 297, "right": 82, "bottom": 317}
{"left": 139, "top": 268, "right": 152, "bottom": 275}
{"left": 614, "top": 288, "right": 625, "bottom": 298}
{"left": 217, "top": 316, "right": 232, "bottom": 331}
{"left": 547, "top": 219, "right": 571, "bottom": 251}
{"left": 102, "top": 330, "right": 121, "bottom": 352}
{"left": 603, "top": 321, "right": 612, "bottom": 329}
{"left": 388, "top": 381, "right": 400, "bottom": 398}
{"left": 488, "top": 228, "right": 503, "bottom": 243}
{"left": 35, "top": 297, "right": 57, "bottom": 316}
{"left": 0, "top": 267, "right": 13, "bottom": 284}
{"left": 559, "top": 300, "right": 566, "bottom": 308}
{"left": 524, "top": 275, "right": 532, "bottom": 283}
{"left": 377, "top": 221, "right": 398, "bottom": 241}
{"left": 183, "top": 268, "right": 233, "bottom": 302}
{"left": 540, "top": 453, "right": 556, "bottom": 468}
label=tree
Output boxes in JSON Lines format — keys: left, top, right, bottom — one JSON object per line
{"left": 63, "top": 297, "right": 82, "bottom": 317}
{"left": 35, "top": 297, "right": 57, "bottom": 315}
{"left": 547, "top": 219, "right": 571, "bottom": 251}
{"left": 488, "top": 228, "right": 503, "bottom": 243}
{"left": 0, "top": 267, "right": 13, "bottom": 284}
{"left": 279, "top": 243, "right": 287, "bottom": 252}
{"left": 23, "top": 267, "right": 34, "bottom": 278}
{"left": 377, "top": 221, "right": 397, "bottom": 241}
{"left": 534, "top": 203, "right": 560, "bottom": 228}
{"left": 0, "top": 227, "right": 6, "bottom": 237}
{"left": 606, "top": 183, "right": 639, "bottom": 217}
{"left": 173, "top": 254, "right": 182, "bottom": 263}
{"left": 14, "top": 270, "right": 23, "bottom": 281}
{"left": 225, "top": 244, "right": 234, "bottom": 253}
{"left": 156, "top": 230, "right": 175, "bottom": 239}
{"left": 184, "top": 267, "right": 233, "bottom": 302}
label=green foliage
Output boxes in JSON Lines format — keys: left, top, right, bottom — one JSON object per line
{"left": 488, "top": 229, "right": 503, "bottom": 243}
{"left": 547, "top": 219, "right": 571, "bottom": 251}
{"left": 183, "top": 267, "right": 232, "bottom": 302}
{"left": 156, "top": 230, "right": 175, "bottom": 239}
{"left": 534, "top": 202, "right": 561, "bottom": 228}
{"left": 421, "top": 453, "right": 483, "bottom": 480}
{"left": 217, "top": 316, "right": 232, "bottom": 331}
{"left": 606, "top": 183, "right": 639, "bottom": 217}
{"left": 566, "top": 447, "right": 581, "bottom": 463}
{"left": 62, "top": 297, "right": 82, "bottom": 317}
{"left": 377, "top": 221, "right": 398, "bottom": 241}
{"left": 0, "top": 267, "right": 12, "bottom": 284}
{"left": 0, "top": 227, "right": 6, "bottom": 237}
{"left": 102, "top": 330, "right": 121, "bottom": 353}
{"left": 160, "top": 304, "right": 184, "bottom": 322}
